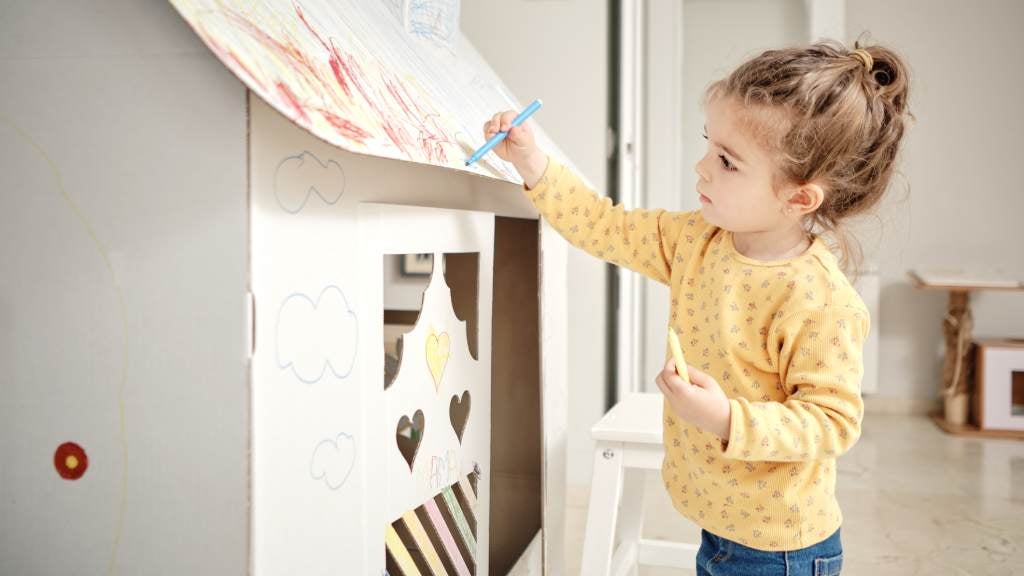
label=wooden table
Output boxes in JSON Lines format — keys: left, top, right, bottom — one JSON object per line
{"left": 909, "top": 270, "right": 1024, "bottom": 436}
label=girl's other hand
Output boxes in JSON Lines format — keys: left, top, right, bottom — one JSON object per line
{"left": 655, "top": 360, "right": 732, "bottom": 441}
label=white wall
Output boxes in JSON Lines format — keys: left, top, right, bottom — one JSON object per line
{"left": 461, "top": 2, "right": 609, "bottom": 495}
{"left": 846, "top": 0, "right": 1024, "bottom": 411}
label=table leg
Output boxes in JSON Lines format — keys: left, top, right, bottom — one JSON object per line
{"left": 941, "top": 290, "right": 972, "bottom": 397}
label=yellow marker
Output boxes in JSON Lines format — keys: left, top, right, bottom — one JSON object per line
{"left": 668, "top": 328, "right": 690, "bottom": 383}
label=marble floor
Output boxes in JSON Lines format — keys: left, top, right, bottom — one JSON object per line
{"left": 564, "top": 413, "right": 1024, "bottom": 575}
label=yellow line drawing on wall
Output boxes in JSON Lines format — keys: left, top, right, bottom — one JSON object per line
{"left": 0, "top": 115, "right": 129, "bottom": 576}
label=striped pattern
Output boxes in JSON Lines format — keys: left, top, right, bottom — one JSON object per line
{"left": 423, "top": 498, "right": 471, "bottom": 576}
{"left": 385, "top": 524, "right": 422, "bottom": 576}
{"left": 386, "top": 473, "right": 479, "bottom": 576}
{"left": 440, "top": 486, "right": 476, "bottom": 560}
{"left": 401, "top": 510, "right": 449, "bottom": 576}
{"left": 458, "top": 477, "right": 477, "bottom": 514}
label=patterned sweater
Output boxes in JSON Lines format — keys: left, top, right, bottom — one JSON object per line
{"left": 526, "top": 159, "right": 868, "bottom": 551}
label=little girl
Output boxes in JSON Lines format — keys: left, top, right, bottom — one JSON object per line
{"left": 484, "top": 40, "right": 910, "bottom": 575}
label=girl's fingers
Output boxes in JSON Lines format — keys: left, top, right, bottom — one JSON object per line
{"left": 660, "top": 370, "right": 687, "bottom": 396}
{"left": 508, "top": 126, "right": 526, "bottom": 145}
{"left": 664, "top": 358, "right": 677, "bottom": 373}
{"left": 654, "top": 373, "right": 670, "bottom": 397}
{"left": 500, "top": 110, "right": 516, "bottom": 131}
{"left": 686, "top": 364, "right": 721, "bottom": 391}
{"left": 661, "top": 358, "right": 692, "bottom": 389}
{"left": 686, "top": 363, "right": 709, "bottom": 384}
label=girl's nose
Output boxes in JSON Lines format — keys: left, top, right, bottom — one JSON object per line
{"left": 695, "top": 156, "right": 710, "bottom": 182}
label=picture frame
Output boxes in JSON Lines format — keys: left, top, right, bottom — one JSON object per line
{"left": 400, "top": 253, "right": 433, "bottom": 276}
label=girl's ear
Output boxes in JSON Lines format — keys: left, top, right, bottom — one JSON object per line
{"left": 785, "top": 182, "right": 825, "bottom": 216}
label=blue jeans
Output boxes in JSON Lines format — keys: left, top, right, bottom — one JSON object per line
{"left": 696, "top": 528, "right": 843, "bottom": 576}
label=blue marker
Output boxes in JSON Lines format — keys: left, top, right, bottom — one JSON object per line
{"left": 465, "top": 99, "right": 543, "bottom": 166}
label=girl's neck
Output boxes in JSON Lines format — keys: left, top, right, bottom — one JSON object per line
{"left": 731, "top": 225, "right": 811, "bottom": 262}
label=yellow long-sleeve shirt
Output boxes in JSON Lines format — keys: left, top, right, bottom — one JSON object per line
{"left": 527, "top": 159, "right": 868, "bottom": 551}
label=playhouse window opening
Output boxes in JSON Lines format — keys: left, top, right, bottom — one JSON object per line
{"left": 382, "top": 253, "right": 480, "bottom": 389}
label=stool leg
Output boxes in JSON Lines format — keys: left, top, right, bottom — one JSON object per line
{"left": 581, "top": 440, "right": 624, "bottom": 576}
{"left": 614, "top": 467, "right": 646, "bottom": 576}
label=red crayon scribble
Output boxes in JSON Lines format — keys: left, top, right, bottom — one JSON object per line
{"left": 327, "top": 45, "right": 353, "bottom": 99}
{"left": 292, "top": 2, "right": 449, "bottom": 157}
{"left": 334, "top": 53, "right": 377, "bottom": 115}
{"left": 418, "top": 114, "right": 450, "bottom": 164}
{"left": 334, "top": 51, "right": 415, "bottom": 155}
{"left": 318, "top": 109, "right": 370, "bottom": 143}
{"left": 383, "top": 74, "right": 452, "bottom": 163}
{"left": 385, "top": 76, "right": 416, "bottom": 119}
{"left": 294, "top": 3, "right": 353, "bottom": 99}
{"left": 276, "top": 82, "right": 310, "bottom": 123}
{"left": 191, "top": 1, "right": 465, "bottom": 164}
{"left": 221, "top": 7, "right": 319, "bottom": 80}
{"left": 54, "top": 442, "right": 88, "bottom": 480}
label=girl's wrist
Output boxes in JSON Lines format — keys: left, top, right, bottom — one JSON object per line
{"left": 516, "top": 150, "right": 548, "bottom": 189}
{"left": 716, "top": 400, "right": 733, "bottom": 441}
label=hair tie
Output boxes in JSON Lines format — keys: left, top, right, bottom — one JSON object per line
{"left": 850, "top": 49, "right": 874, "bottom": 72}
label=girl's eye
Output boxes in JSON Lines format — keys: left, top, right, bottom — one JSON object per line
{"left": 703, "top": 132, "right": 737, "bottom": 172}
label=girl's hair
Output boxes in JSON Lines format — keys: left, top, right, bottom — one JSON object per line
{"left": 706, "top": 40, "right": 912, "bottom": 274}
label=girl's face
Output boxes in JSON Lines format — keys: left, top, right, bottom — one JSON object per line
{"left": 695, "top": 97, "right": 791, "bottom": 233}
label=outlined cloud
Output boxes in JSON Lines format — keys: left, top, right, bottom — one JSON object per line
{"left": 276, "top": 285, "right": 358, "bottom": 384}
{"left": 273, "top": 151, "right": 345, "bottom": 213}
{"left": 310, "top": 432, "right": 356, "bottom": 490}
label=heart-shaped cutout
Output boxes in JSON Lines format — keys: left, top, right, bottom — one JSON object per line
{"left": 395, "top": 410, "right": 425, "bottom": 472}
{"left": 449, "top": 391, "right": 471, "bottom": 443}
{"left": 426, "top": 331, "right": 451, "bottom": 391}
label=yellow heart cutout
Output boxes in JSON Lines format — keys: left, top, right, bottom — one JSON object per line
{"left": 426, "top": 331, "right": 450, "bottom": 391}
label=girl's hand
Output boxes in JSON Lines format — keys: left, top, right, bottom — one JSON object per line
{"left": 483, "top": 110, "right": 547, "bottom": 187}
{"left": 654, "top": 360, "right": 732, "bottom": 441}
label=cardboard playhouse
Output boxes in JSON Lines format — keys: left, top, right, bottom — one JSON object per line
{"left": 0, "top": 1, "right": 580, "bottom": 574}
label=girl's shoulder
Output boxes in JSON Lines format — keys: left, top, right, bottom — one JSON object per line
{"left": 775, "top": 243, "right": 869, "bottom": 323}
{"left": 679, "top": 209, "right": 716, "bottom": 240}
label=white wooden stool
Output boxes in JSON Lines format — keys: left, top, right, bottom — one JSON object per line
{"left": 581, "top": 393, "right": 699, "bottom": 575}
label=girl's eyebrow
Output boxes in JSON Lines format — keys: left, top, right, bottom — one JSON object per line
{"left": 704, "top": 124, "right": 746, "bottom": 164}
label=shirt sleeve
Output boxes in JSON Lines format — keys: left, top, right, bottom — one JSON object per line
{"left": 720, "top": 307, "right": 869, "bottom": 462}
{"left": 525, "top": 157, "right": 698, "bottom": 286}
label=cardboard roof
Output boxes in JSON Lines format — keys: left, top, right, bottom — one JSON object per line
{"left": 170, "top": 0, "right": 577, "bottom": 185}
